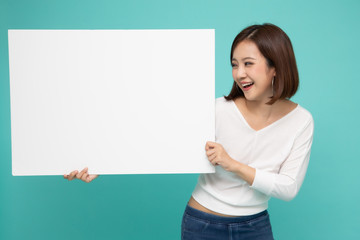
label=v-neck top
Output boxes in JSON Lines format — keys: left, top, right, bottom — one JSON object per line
{"left": 231, "top": 99, "right": 300, "bottom": 133}
{"left": 192, "top": 97, "right": 314, "bottom": 216}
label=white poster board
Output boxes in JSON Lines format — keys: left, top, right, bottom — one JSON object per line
{"left": 8, "top": 29, "right": 215, "bottom": 176}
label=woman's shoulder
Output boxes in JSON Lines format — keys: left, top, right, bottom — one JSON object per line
{"left": 215, "top": 96, "right": 234, "bottom": 106}
{"left": 280, "top": 99, "right": 313, "bottom": 121}
{"left": 216, "top": 96, "right": 227, "bottom": 103}
{"left": 215, "top": 97, "right": 235, "bottom": 113}
{"left": 294, "top": 103, "right": 313, "bottom": 122}
{"left": 284, "top": 101, "right": 314, "bottom": 135}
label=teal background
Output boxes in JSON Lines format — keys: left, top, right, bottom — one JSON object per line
{"left": 1, "top": 0, "right": 359, "bottom": 239}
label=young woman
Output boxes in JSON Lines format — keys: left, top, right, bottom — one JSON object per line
{"left": 181, "top": 23, "right": 314, "bottom": 239}
{"left": 64, "top": 23, "right": 314, "bottom": 240}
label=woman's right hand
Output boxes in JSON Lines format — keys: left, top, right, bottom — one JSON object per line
{"left": 63, "top": 167, "right": 99, "bottom": 183}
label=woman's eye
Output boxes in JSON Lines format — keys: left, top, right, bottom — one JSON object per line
{"left": 231, "top": 63, "right": 237, "bottom": 67}
{"left": 245, "top": 62, "right": 253, "bottom": 66}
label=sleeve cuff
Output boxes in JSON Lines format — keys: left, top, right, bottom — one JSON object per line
{"left": 250, "top": 168, "right": 276, "bottom": 196}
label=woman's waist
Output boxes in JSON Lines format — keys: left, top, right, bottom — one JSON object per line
{"left": 188, "top": 196, "right": 237, "bottom": 217}
{"left": 191, "top": 183, "right": 269, "bottom": 216}
{"left": 186, "top": 197, "right": 268, "bottom": 222}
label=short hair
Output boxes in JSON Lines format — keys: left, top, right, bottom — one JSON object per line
{"left": 224, "top": 23, "right": 299, "bottom": 105}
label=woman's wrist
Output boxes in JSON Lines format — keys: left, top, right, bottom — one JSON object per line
{"left": 230, "top": 160, "right": 256, "bottom": 186}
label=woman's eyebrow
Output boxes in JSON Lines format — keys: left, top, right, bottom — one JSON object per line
{"left": 231, "top": 57, "right": 256, "bottom": 61}
{"left": 242, "top": 57, "right": 256, "bottom": 61}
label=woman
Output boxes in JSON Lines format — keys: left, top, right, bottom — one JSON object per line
{"left": 65, "top": 23, "right": 314, "bottom": 240}
{"left": 182, "top": 23, "right": 314, "bottom": 239}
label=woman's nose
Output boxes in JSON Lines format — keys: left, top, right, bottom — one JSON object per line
{"left": 236, "top": 67, "right": 247, "bottom": 79}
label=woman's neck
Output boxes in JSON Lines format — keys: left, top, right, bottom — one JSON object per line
{"left": 243, "top": 97, "right": 284, "bottom": 121}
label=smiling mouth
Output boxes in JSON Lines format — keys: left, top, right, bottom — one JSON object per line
{"left": 241, "top": 82, "right": 254, "bottom": 90}
{"left": 242, "top": 82, "right": 253, "bottom": 87}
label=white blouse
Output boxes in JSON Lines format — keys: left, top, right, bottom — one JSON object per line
{"left": 192, "top": 97, "right": 314, "bottom": 216}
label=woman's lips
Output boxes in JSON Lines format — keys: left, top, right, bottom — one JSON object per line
{"left": 241, "top": 82, "right": 254, "bottom": 91}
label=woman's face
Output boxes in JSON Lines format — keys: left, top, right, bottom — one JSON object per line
{"left": 231, "top": 40, "right": 276, "bottom": 103}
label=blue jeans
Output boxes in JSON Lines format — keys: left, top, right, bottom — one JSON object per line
{"left": 181, "top": 205, "right": 274, "bottom": 240}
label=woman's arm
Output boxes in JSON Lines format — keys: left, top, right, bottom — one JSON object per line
{"left": 205, "top": 142, "right": 256, "bottom": 185}
{"left": 250, "top": 119, "right": 314, "bottom": 201}
{"left": 206, "top": 118, "right": 314, "bottom": 201}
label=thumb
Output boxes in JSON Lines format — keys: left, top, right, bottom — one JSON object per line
{"left": 206, "top": 141, "right": 216, "bottom": 149}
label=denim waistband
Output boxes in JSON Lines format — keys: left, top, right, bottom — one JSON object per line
{"left": 184, "top": 204, "right": 268, "bottom": 224}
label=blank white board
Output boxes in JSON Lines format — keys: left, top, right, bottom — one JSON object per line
{"left": 8, "top": 29, "right": 215, "bottom": 176}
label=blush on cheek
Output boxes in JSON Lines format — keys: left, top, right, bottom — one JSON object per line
{"left": 232, "top": 72, "right": 237, "bottom": 79}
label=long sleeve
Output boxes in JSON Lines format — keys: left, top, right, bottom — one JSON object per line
{"left": 192, "top": 98, "right": 315, "bottom": 216}
{"left": 250, "top": 117, "right": 314, "bottom": 201}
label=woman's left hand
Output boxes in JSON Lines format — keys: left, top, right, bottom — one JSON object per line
{"left": 205, "top": 141, "right": 237, "bottom": 172}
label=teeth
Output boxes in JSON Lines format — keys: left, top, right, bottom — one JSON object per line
{"left": 242, "top": 82, "right": 253, "bottom": 87}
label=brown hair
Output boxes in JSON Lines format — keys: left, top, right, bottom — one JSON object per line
{"left": 224, "top": 23, "right": 299, "bottom": 105}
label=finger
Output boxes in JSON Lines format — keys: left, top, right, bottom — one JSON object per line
{"left": 81, "top": 172, "right": 89, "bottom": 182}
{"left": 86, "top": 174, "right": 98, "bottom": 183}
{"left": 206, "top": 149, "right": 216, "bottom": 157}
{"left": 210, "top": 158, "right": 217, "bottom": 166}
{"left": 208, "top": 154, "right": 217, "bottom": 161}
{"left": 68, "top": 170, "right": 78, "bottom": 180}
{"left": 63, "top": 174, "right": 68, "bottom": 179}
{"left": 206, "top": 141, "right": 216, "bottom": 150}
{"left": 76, "top": 167, "right": 88, "bottom": 179}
